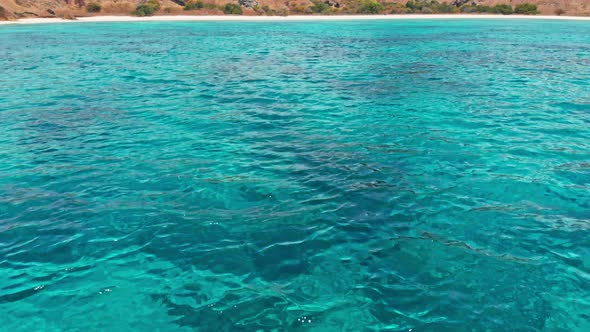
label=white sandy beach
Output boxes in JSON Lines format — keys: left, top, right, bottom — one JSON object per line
{"left": 1, "top": 14, "right": 590, "bottom": 25}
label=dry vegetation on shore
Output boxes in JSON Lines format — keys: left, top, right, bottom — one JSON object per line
{"left": 0, "top": 0, "right": 589, "bottom": 20}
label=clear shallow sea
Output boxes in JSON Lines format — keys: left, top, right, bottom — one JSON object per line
{"left": 0, "top": 19, "right": 589, "bottom": 331}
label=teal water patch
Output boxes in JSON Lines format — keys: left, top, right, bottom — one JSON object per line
{"left": 0, "top": 20, "right": 589, "bottom": 331}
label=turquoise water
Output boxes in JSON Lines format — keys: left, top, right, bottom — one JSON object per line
{"left": 1, "top": 19, "right": 589, "bottom": 331}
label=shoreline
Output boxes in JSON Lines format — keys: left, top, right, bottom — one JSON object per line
{"left": 2, "top": 14, "right": 590, "bottom": 25}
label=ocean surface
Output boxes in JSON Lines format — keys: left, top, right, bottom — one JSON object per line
{"left": 0, "top": 19, "right": 589, "bottom": 331}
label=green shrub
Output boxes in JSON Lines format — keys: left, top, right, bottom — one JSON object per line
{"left": 404, "top": 0, "right": 446, "bottom": 14}
{"left": 389, "top": 5, "right": 410, "bottom": 14}
{"left": 475, "top": 5, "right": 492, "bottom": 13}
{"left": 290, "top": 4, "right": 306, "bottom": 13}
{"left": 473, "top": 4, "right": 514, "bottom": 14}
{"left": 223, "top": 3, "right": 243, "bottom": 14}
{"left": 0, "top": 5, "right": 6, "bottom": 18}
{"left": 405, "top": 0, "right": 417, "bottom": 11}
{"left": 358, "top": 0, "right": 383, "bottom": 14}
{"left": 204, "top": 2, "right": 218, "bottom": 9}
{"left": 493, "top": 4, "right": 513, "bottom": 15}
{"left": 133, "top": 0, "right": 161, "bottom": 16}
{"left": 86, "top": 2, "right": 102, "bottom": 12}
{"left": 133, "top": 4, "right": 155, "bottom": 16}
{"left": 184, "top": 0, "right": 204, "bottom": 10}
{"left": 420, "top": 6, "right": 433, "bottom": 13}
{"left": 460, "top": 4, "right": 477, "bottom": 13}
{"left": 171, "top": 0, "right": 186, "bottom": 5}
{"left": 261, "top": 4, "right": 276, "bottom": 14}
{"left": 147, "top": 0, "right": 161, "bottom": 10}
{"left": 433, "top": 3, "right": 455, "bottom": 13}
{"left": 133, "top": 2, "right": 154, "bottom": 15}
{"left": 514, "top": 3, "right": 538, "bottom": 14}
{"left": 310, "top": 0, "right": 330, "bottom": 13}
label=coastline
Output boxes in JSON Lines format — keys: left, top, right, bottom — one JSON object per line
{"left": 1, "top": 14, "right": 590, "bottom": 25}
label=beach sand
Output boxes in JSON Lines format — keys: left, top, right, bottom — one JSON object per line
{"left": 1, "top": 14, "right": 590, "bottom": 25}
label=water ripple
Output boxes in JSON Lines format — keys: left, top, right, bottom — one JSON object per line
{"left": 0, "top": 20, "right": 589, "bottom": 331}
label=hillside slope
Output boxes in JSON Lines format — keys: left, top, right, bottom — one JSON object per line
{"left": 1, "top": 0, "right": 589, "bottom": 19}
